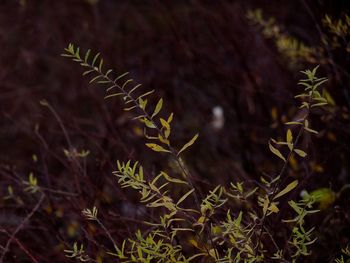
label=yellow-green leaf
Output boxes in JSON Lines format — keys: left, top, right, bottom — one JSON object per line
{"left": 262, "top": 196, "right": 269, "bottom": 215}
{"left": 268, "top": 141, "right": 286, "bottom": 162}
{"left": 294, "top": 149, "right": 307, "bottom": 157}
{"left": 143, "top": 118, "right": 156, "bottom": 129}
{"left": 285, "top": 121, "right": 303, "bottom": 126}
{"left": 167, "top": 113, "right": 174, "bottom": 123}
{"left": 177, "top": 133, "right": 199, "bottom": 156}
{"left": 164, "top": 128, "right": 171, "bottom": 139}
{"left": 161, "top": 172, "right": 187, "bottom": 184}
{"left": 268, "top": 202, "right": 279, "bottom": 213}
{"left": 176, "top": 188, "right": 195, "bottom": 206}
{"left": 286, "top": 129, "right": 293, "bottom": 144}
{"left": 158, "top": 134, "right": 169, "bottom": 145}
{"left": 209, "top": 248, "right": 219, "bottom": 260}
{"left": 197, "top": 216, "right": 206, "bottom": 225}
{"left": 274, "top": 180, "right": 298, "bottom": 200}
{"left": 145, "top": 143, "right": 170, "bottom": 153}
{"left": 151, "top": 98, "right": 163, "bottom": 118}
{"left": 160, "top": 118, "right": 170, "bottom": 130}
{"left": 304, "top": 126, "right": 318, "bottom": 134}
{"left": 308, "top": 188, "right": 336, "bottom": 210}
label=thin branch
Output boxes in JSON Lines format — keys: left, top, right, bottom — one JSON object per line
{"left": 0, "top": 194, "right": 45, "bottom": 263}
{"left": 0, "top": 229, "right": 39, "bottom": 263}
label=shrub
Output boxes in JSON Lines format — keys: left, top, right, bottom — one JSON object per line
{"left": 60, "top": 44, "right": 330, "bottom": 262}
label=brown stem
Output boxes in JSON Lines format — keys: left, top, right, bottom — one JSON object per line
{"left": 0, "top": 194, "right": 45, "bottom": 262}
{"left": 254, "top": 84, "right": 316, "bottom": 257}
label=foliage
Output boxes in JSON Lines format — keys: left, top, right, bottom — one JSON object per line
{"left": 247, "top": 9, "right": 319, "bottom": 68}
{"left": 247, "top": 9, "right": 350, "bottom": 72}
{"left": 61, "top": 44, "right": 330, "bottom": 262}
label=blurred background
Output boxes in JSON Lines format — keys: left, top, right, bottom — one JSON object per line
{"left": 1, "top": 0, "right": 350, "bottom": 262}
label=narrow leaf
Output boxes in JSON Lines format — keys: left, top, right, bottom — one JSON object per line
{"left": 268, "top": 141, "right": 286, "bottom": 162}
{"left": 92, "top": 53, "right": 100, "bottom": 67}
{"left": 274, "top": 180, "right": 298, "bottom": 200}
{"left": 285, "top": 121, "right": 303, "bottom": 126}
{"left": 304, "top": 126, "right": 318, "bottom": 134}
{"left": 83, "top": 69, "right": 95, "bottom": 76}
{"left": 84, "top": 49, "right": 91, "bottom": 62}
{"left": 167, "top": 113, "right": 174, "bottom": 123}
{"left": 151, "top": 98, "right": 163, "bottom": 118}
{"left": 160, "top": 118, "right": 170, "bottom": 130}
{"left": 89, "top": 75, "right": 102, "bottom": 84}
{"left": 311, "top": 102, "right": 328, "bottom": 108}
{"left": 176, "top": 188, "right": 195, "bottom": 206}
{"left": 104, "top": 92, "right": 123, "bottom": 99}
{"left": 145, "top": 143, "right": 170, "bottom": 153}
{"left": 286, "top": 129, "right": 293, "bottom": 144}
{"left": 177, "top": 133, "right": 199, "bottom": 156}
{"left": 294, "top": 149, "right": 307, "bottom": 157}
{"left": 114, "top": 72, "right": 129, "bottom": 82}
{"left": 99, "top": 58, "right": 103, "bottom": 72}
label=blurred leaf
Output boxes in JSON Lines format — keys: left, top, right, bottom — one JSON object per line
{"left": 269, "top": 141, "right": 286, "bottom": 162}
{"left": 294, "top": 149, "right": 307, "bottom": 157}
{"left": 274, "top": 180, "right": 298, "bottom": 200}
{"left": 178, "top": 133, "right": 199, "bottom": 156}
{"left": 145, "top": 143, "right": 170, "bottom": 153}
{"left": 287, "top": 129, "right": 293, "bottom": 144}
{"left": 308, "top": 188, "right": 336, "bottom": 210}
{"left": 176, "top": 189, "right": 195, "bottom": 206}
{"left": 151, "top": 98, "right": 163, "bottom": 118}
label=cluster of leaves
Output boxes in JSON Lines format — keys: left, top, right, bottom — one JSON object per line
{"left": 61, "top": 44, "right": 330, "bottom": 262}
{"left": 247, "top": 9, "right": 350, "bottom": 73}
{"left": 247, "top": 9, "right": 319, "bottom": 68}
{"left": 323, "top": 14, "right": 350, "bottom": 51}
{"left": 335, "top": 244, "right": 350, "bottom": 263}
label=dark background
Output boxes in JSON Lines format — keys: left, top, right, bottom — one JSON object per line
{"left": 1, "top": 0, "right": 350, "bottom": 262}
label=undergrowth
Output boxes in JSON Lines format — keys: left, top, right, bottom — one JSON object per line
{"left": 59, "top": 44, "right": 331, "bottom": 262}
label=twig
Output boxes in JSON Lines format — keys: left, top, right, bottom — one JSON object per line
{"left": 0, "top": 194, "right": 45, "bottom": 263}
{"left": 0, "top": 229, "right": 39, "bottom": 263}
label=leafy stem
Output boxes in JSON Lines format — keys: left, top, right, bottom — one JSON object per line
{"left": 254, "top": 67, "right": 327, "bottom": 258}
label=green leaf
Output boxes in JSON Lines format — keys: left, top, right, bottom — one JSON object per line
{"left": 137, "top": 90, "right": 155, "bottom": 100}
{"left": 288, "top": 200, "right": 302, "bottom": 214}
{"left": 304, "top": 126, "right": 318, "bottom": 134}
{"left": 128, "top": 84, "right": 141, "bottom": 95}
{"left": 82, "top": 69, "right": 95, "bottom": 76}
{"left": 99, "top": 58, "right": 103, "bottom": 72}
{"left": 308, "top": 188, "right": 335, "bottom": 210}
{"left": 286, "top": 129, "right": 293, "bottom": 144}
{"left": 167, "top": 113, "right": 174, "bottom": 123}
{"left": 311, "top": 65, "right": 319, "bottom": 77}
{"left": 89, "top": 75, "right": 102, "bottom": 84}
{"left": 161, "top": 172, "right": 187, "bottom": 184}
{"left": 311, "top": 102, "right": 328, "bottom": 108}
{"left": 151, "top": 98, "right": 163, "bottom": 118}
{"left": 114, "top": 72, "right": 129, "bottom": 83}
{"left": 176, "top": 188, "right": 195, "bottom": 206}
{"left": 160, "top": 118, "right": 170, "bottom": 130}
{"left": 313, "top": 78, "right": 328, "bottom": 90}
{"left": 177, "top": 133, "right": 199, "bottom": 156}
{"left": 104, "top": 92, "right": 123, "bottom": 99}
{"left": 274, "top": 180, "right": 298, "bottom": 200}
{"left": 143, "top": 118, "right": 156, "bottom": 128}
{"left": 145, "top": 143, "right": 170, "bottom": 153}
{"left": 285, "top": 121, "right": 303, "bottom": 126}
{"left": 92, "top": 52, "right": 100, "bottom": 67}
{"left": 105, "top": 69, "right": 113, "bottom": 77}
{"left": 268, "top": 141, "right": 286, "bottom": 162}
{"left": 84, "top": 49, "right": 91, "bottom": 62}
{"left": 268, "top": 202, "right": 279, "bottom": 213}
{"left": 294, "top": 149, "right": 307, "bottom": 157}
{"left": 286, "top": 129, "right": 293, "bottom": 150}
